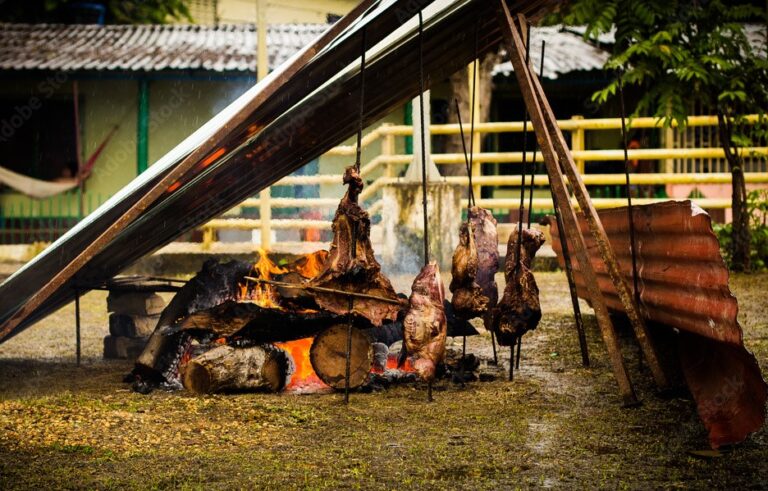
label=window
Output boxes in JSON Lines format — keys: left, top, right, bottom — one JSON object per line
{"left": 0, "top": 97, "right": 79, "bottom": 185}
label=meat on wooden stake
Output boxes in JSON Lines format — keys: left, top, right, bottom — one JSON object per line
{"left": 311, "top": 166, "right": 402, "bottom": 326}
{"left": 401, "top": 261, "right": 447, "bottom": 381}
{"left": 450, "top": 206, "right": 499, "bottom": 324}
{"left": 493, "top": 227, "right": 545, "bottom": 346}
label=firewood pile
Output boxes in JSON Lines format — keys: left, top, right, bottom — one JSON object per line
{"left": 104, "top": 291, "right": 165, "bottom": 359}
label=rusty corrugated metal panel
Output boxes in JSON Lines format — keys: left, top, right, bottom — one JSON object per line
{"left": 549, "top": 200, "right": 767, "bottom": 447}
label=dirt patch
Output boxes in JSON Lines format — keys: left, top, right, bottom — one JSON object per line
{"left": 0, "top": 272, "right": 766, "bottom": 489}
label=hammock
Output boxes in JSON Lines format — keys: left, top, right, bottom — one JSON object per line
{"left": 0, "top": 125, "right": 118, "bottom": 199}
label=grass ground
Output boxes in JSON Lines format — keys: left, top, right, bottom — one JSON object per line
{"left": 0, "top": 271, "right": 766, "bottom": 489}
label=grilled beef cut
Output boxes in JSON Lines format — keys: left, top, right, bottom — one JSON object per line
{"left": 450, "top": 206, "right": 499, "bottom": 323}
{"left": 311, "top": 166, "right": 402, "bottom": 326}
{"left": 401, "top": 261, "right": 447, "bottom": 382}
{"left": 449, "top": 221, "right": 487, "bottom": 318}
{"left": 493, "top": 227, "right": 545, "bottom": 346}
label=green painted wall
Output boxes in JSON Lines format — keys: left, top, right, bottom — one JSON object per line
{"left": 0, "top": 76, "right": 254, "bottom": 219}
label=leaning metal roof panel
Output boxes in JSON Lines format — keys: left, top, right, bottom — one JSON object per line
{"left": 0, "top": 0, "right": 560, "bottom": 341}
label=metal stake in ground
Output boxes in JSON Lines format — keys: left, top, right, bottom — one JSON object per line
{"left": 417, "top": 10, "right": 434, "bottom": 403}
{"left": 344, "top": 25, "right": 367, "bottom": 405}
{"left": 74, "top": 287, "right": 81, "bottom": 367}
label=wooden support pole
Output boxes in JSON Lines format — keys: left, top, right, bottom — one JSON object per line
{"left": 496, "top": 3, "right": 639, "bottom": 405}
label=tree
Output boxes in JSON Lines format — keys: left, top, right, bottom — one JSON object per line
{"left": 0, "top": 0, "right": 192, "bottom": 24}
{"left": 553, "top": 0, "right": 768, "bottom": 271}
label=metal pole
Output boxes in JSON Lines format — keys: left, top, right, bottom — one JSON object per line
{"left": 508, "top": 343, "right": 514, "bottom": 381}
{"left": 551, "top": 191, "right": 590, "bottom": 367}
{"left": 74, "top": 288, "right": 81, "bottom": 367}
{"left": 527, "top": 40, "right": 546, "bottom": 228}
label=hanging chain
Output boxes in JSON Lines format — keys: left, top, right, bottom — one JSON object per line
{"left": 455, "top": 99, "right": 475, "bottom": 211}
{"left": 617, "top": 70, "right": 641, "bottom": 305}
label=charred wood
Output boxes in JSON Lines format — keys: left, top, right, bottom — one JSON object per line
{"left": 182, "top": 344, "right": 290, "bottom": 394}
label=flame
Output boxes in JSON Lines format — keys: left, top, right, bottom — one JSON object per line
{"left": 275, "top": 337, "right": 329, "bottom": 393}
{"left": 238, "top": 249, "right": 287, "bottom": 308}
{"left": 293, "top": 250, "right": 328, "bottom": 279}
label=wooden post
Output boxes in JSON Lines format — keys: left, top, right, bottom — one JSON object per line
{"left": 498, "top": 6, "right": 670, "bottom": 399}
{"left": 664, "top": 125, "right": 676, "bottom": 173}
{"left": 381, "top": 123, "right": 396, "bottom": 177}
{"left": 260, "top": 188, "right": 271, "bottom": 250}
{"left": 496, "top": 4, "right": 638, "bottom": 405}
{"left": 468, "top": 62, "right": 482, "bottom": 201}
{"left": 571, "top": 115, "right": 586, "bottom": 174}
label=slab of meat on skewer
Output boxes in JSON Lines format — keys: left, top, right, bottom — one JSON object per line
{"left": 400, "top": 261, "right": 447, "bottom": 382}
{"left": 450, "top": 206, "right": 499, "bottom": 323}
{"left": 310, "top": 166, "right": 403, "bottom": 326}
{"left": 493, "top": 227, "right": 545, "bottom": 346}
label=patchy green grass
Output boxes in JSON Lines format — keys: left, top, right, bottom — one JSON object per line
{"left": 0, "top": 272, "right": 766, "bottom": 489}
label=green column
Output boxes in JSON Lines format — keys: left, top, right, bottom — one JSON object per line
{"left": 136, "top": 79, "right": 150, "bottom": 174}
{"left": 404, "top": 100, "right": 413, "bottom": 155}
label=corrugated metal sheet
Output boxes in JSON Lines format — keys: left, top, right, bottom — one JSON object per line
{"left": 0, "top": 20, "right": 610, "bottom": 78}
{"left": 0, "top": 0, "right": 561, "bottom": 341}
{"left": 493, "top": 26, "right": 610, "bottom": 79}
{"left": 0, "top": 23, "right": 327, "bottom": 72}
{"left": 549, "top": 200, "right": 767, "bottom": 447}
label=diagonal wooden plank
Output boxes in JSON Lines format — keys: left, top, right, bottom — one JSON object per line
{"left": 496, "top": 0, "right": 639, "bottom": 405}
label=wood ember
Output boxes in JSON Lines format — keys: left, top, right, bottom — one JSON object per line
{"left": 170, "top": 300, "right": 344, "bottom": 343}
{"left": 401, "top": 262, "right": 448, "bottom": 382}
{"left": 182, "top": 344, "right": 290, "bottom": 394}
{"left": 309, "top": 324, "right": 373, "bottom": 389}
{"left": 310, "top": 166, "right": 403, "bottom": 326}
{"left": 133, "top": 260, "right": 251, "bottom": 383}
{"left": 493, "top": 227, "right": 545, "bottom": 346}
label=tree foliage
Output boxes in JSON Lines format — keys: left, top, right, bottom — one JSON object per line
{"left": 552, "top": 0, "right": 768, "bottom": 271}
{"left": 0, "top": 0, "right": 192, "bottom": 24}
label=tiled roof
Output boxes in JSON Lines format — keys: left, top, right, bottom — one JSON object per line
{"left": 0, "top": 23, "right": 328, "bottom": 72}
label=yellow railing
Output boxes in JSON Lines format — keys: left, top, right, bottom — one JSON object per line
{"left": 199, "top": 115, "right": 768, "bottom": 250}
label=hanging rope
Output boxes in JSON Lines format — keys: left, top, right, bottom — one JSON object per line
{"left": 526, "top": 40, "right": 546, "bottom": 230}
{"left": 344, "top": 25, "right": 367, "bottom": 405}
{"left": 617, "top": 70, "right": 640, "bottom": 305}
{"left": 418, "top": 10, "right": 430, "bottom": 267}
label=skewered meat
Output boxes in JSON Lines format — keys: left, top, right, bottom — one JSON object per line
{"left": 449, "top": 221, "right": 488, "bottom": 318}
{"left": 401, "top": 261, "right": 447, "bottom": 381}
{"left": 311, "top": 166, "right": 402, "bottom": 326}
{"left": 450, "top": 206, "right": 499, "bottom": 326}
{"left": 493, "top": 227, "right": 545, "bottom": 346}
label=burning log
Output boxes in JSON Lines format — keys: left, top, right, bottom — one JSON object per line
{"left": 133, "top": 259, "right": 251, "bottom": 384}
{"left": 311, "top": 167, "right": 402, "bottom": 326}
{"left": 172, "top": 300, "right": 344, "bottom": 343}
{"left": 310, "top": 324, "right": 374, "bottom": 389}
{"left": 493, "top": 227, "right": 545, "bottom": 346}
{"left": 182, "top": 344, "right": 290, "bottom": 394}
